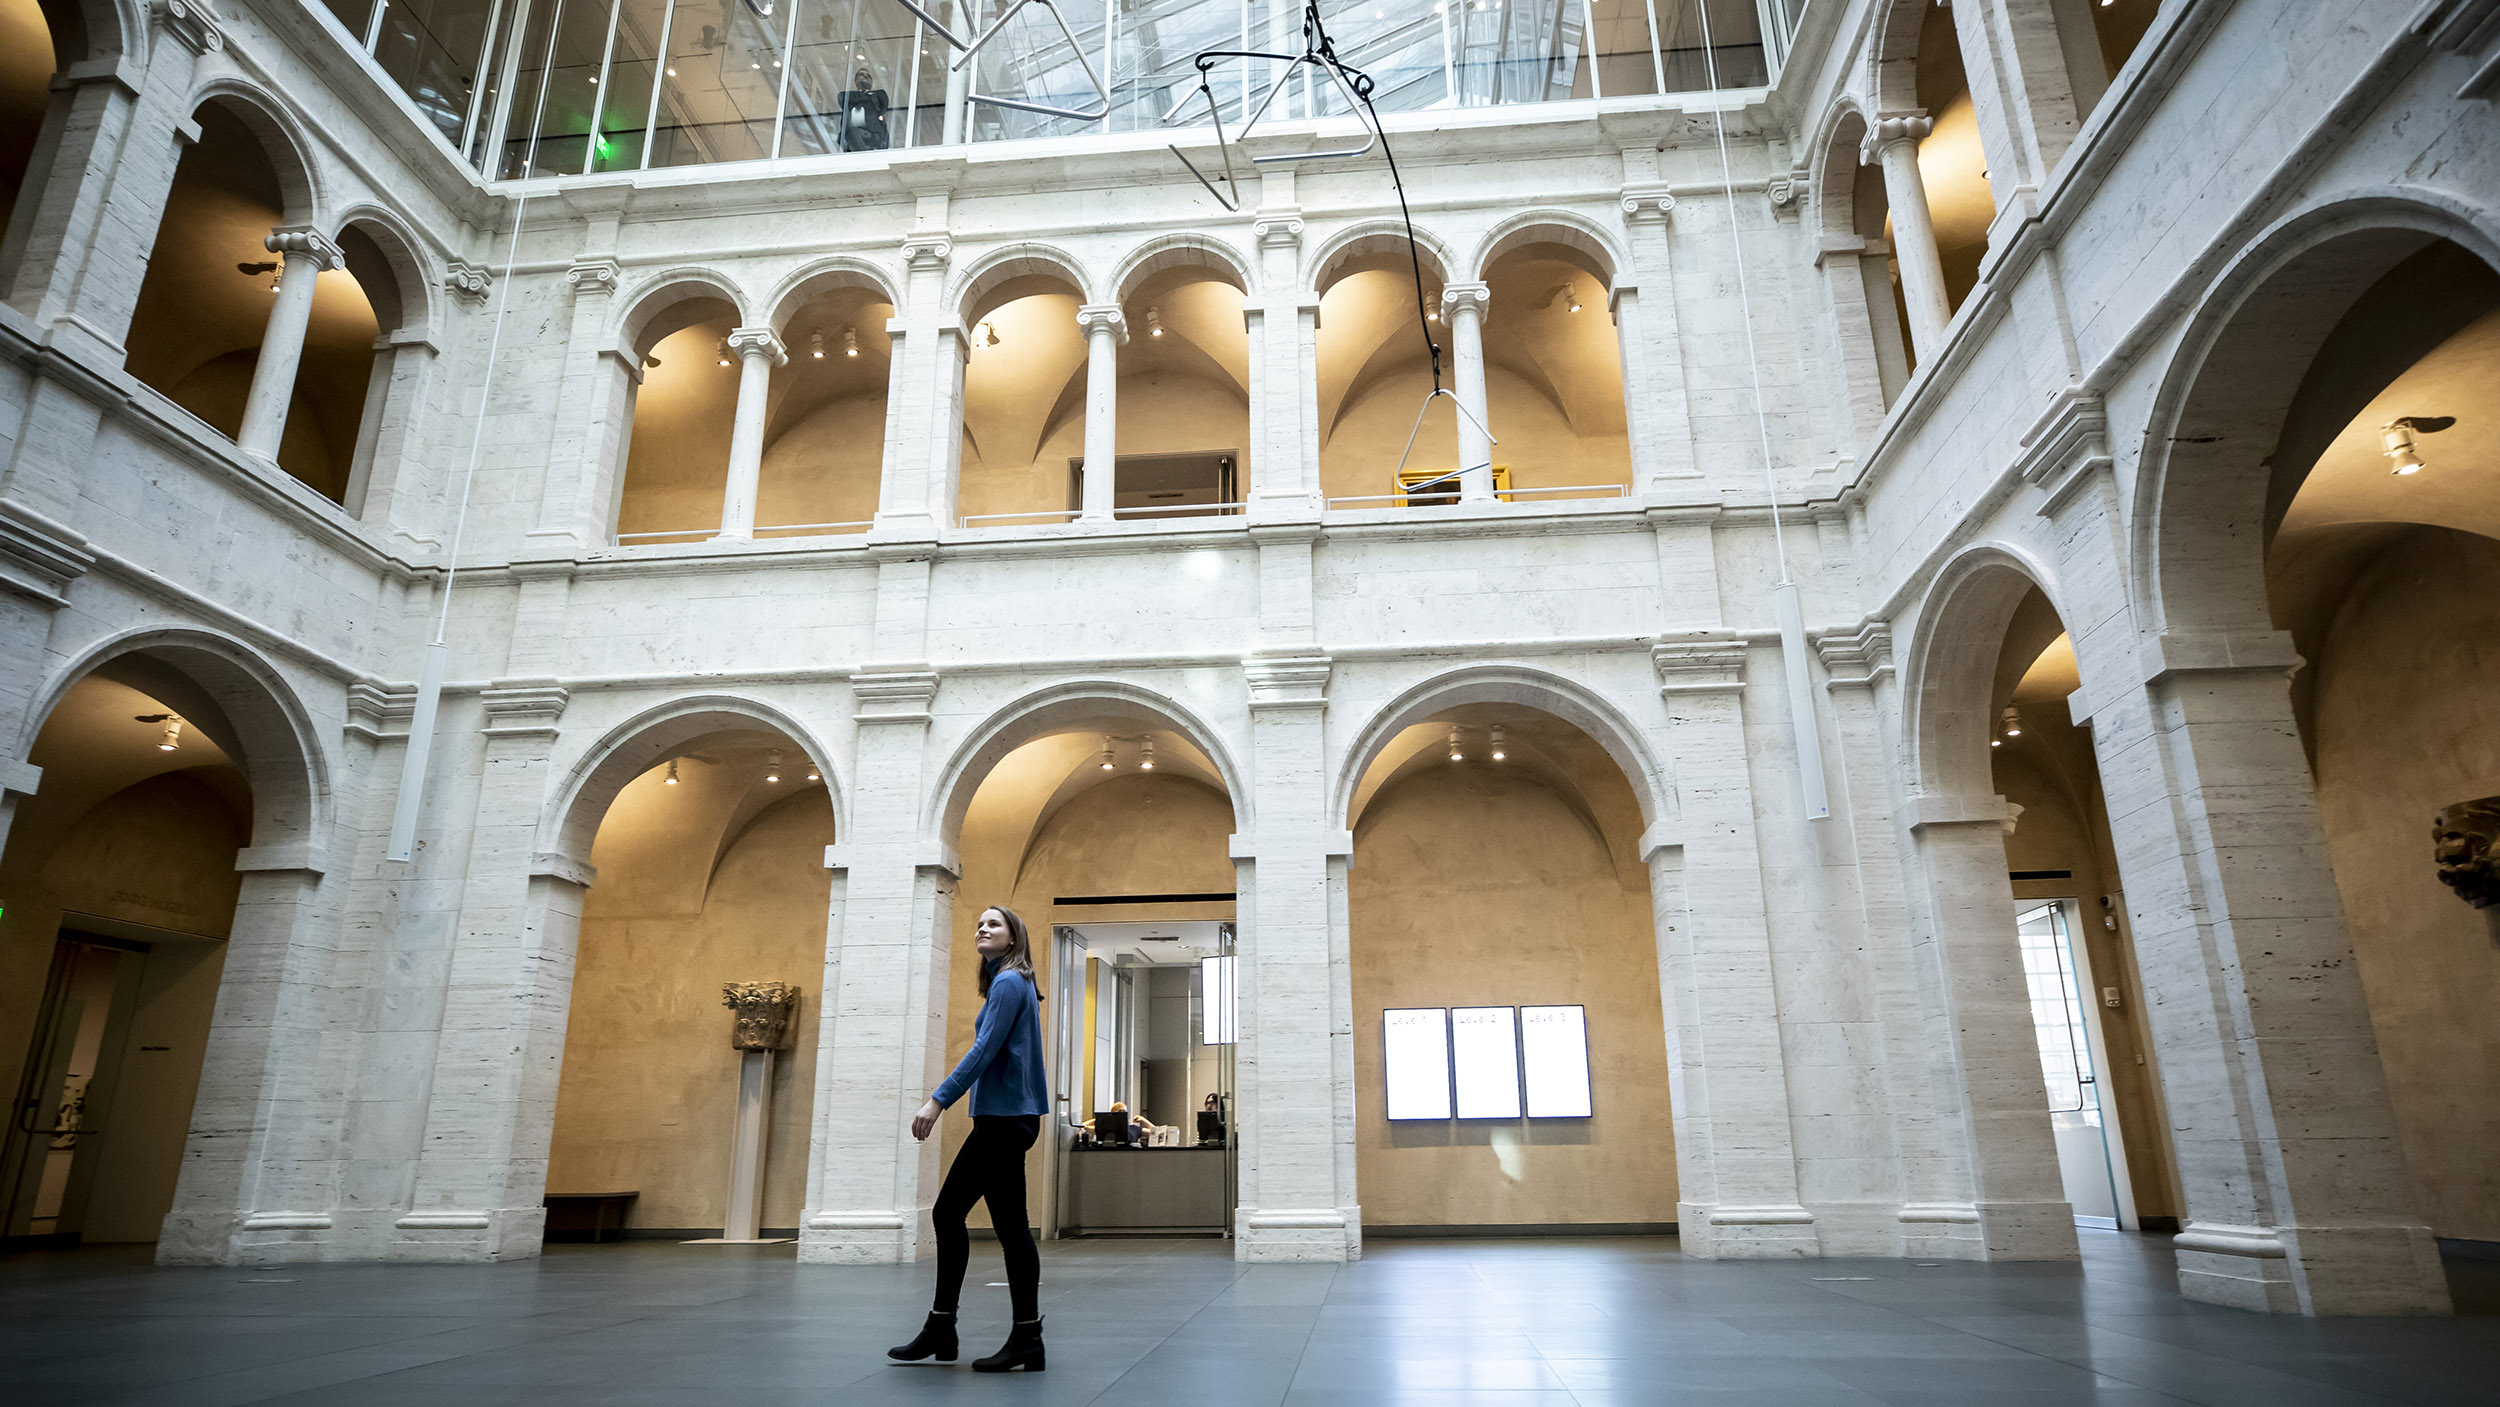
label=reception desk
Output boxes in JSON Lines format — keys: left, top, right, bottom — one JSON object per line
{"left": 1064, "top": 1146, "right": 1228, "bottom": 1234}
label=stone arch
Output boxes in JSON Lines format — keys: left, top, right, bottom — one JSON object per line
{"left": 1868, "top": 0, "right": 1936, "bottom": 115}
{"left": 1898, "top": 543, "right": 2071, "bottom": 808}
{"left": 1107, "top": 232, "right": 1253, "bottom": 307}
{"left": 1811, "top": 97, "right": 1874, "bottom": 238}
{"left": 1467, "top": 209, "right": 1623, "bottom": 287}
{"left": 2132, "top": 187, "right": 2500, "bottom": 644}
{"left": 926, "top": 678, "right": 1249, "bottom": 849}
{"left": 1330, "top": 663, "right": 1668, "bottom": 834}
{"left": 613, "top": 265, "right": 749, "bottom": 357}
{"left": 538, "top": 694, "right": 845, "bottom": 874}
{"left": 182, "top": 80, "right": 322, "bottom": 228}
{"left": 948, "top": 241, "right": 1091, "bottom": 329}
{"left": 43, "top": 0, "right": 146, "bottom": 65}
{"left": 1306, "top": 218, "right": 1455, "bottom": 296}
{"left": 761, "top": 255, "right": 902, "bottom": 339}
{"left": 331, "top": 203, "right": 438, "bottom": 337}
{"left": 19, "top": 625, "right": 332, "bottom": 859}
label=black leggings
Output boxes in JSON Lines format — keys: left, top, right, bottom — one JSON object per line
{"left": 932, "top": 1115, "right": 1040, "bottom": 1321}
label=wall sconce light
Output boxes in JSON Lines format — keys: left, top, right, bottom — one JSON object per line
{"left": 159, "top": 718, "right": 184, "bottom": 752}
{"left": 1140, "top": 738, "right": 1156, "bottom": 771}
{"left": 977, "top": 321, "right": 1000, "bottom": 347}
{"left": 1147, "top": 305, "right": 1163, "bottom": 337}
{"left": 715, "top": 340, "right": 734, "bottom": 367}
{"left": 843, "top": 326, "right": 858, "bottom": 357}
{"left": 1447, "top": 725, "right": 1463, "bottom": 763}
{"left": 765, "top": 749, "right": 782, "bottom": 783}
{"left": 1100, "top": 737, "right": 1116, "bottom": 771}
{"left": 1490, "top": 724, "right": 1506, "bottom": 761}
{"left": 2001, "top": 706, "right": 2022, "bottom": 738}
{"left": 2381, "top": 415, "right": 2454, "bottom": 475}
{"left": 809, "top": 329, "right": 825, "bottom": 359}
{"left": 666, "top": 759, "right": 680, "bottom": 785}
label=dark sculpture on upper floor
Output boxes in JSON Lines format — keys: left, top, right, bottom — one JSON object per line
{"left": 2432, "top": 796, "right": 2500, "bottom": 914}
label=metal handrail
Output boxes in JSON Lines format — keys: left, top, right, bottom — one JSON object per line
{"left": 616, "top": 519, "right": 876, "bottom": 543}
{"left": 1325, "top": 483, "right": 1630, "bottom": 508}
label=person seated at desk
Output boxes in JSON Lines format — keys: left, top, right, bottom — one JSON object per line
{"left": 1092, "top": 1104, "right": 1133, "bottom": 1147}
{"left": 1196, "top": 1094, "right": 1225, "bottom": 1147}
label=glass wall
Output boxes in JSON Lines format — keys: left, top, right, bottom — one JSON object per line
{"left": 317, "top": 0, "right": 1792, "bottom": 177}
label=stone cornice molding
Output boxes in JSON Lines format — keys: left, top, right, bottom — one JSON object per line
{"left": 2014, "top": 387, "right": 2113, "bottom": 516}
{"left": 1903, "top": 791, "right": 2010, "bottom": 833}
{"left": 1074, "top": 304, "right": 1129, "bottom": 344}
{"left": 1619, "top": 184, "right": 1676, "bottom": 221}
{"left": 901, "top": 231, "right": 954, "bottom": 270}
{"left": 478, "top": 680, "right": 570, "bottom": 740}
{"left": 235, "top": 841, "right": 326, "bottom": 876}
{"left": 1243, "top": 651, "right": 1331, "bottom": 711}
{"left": 530, "top": 850, "right": 598, "bottom": 888}
{"left": 1252, "top": 209, "right": 1305, "bottom": 248}
{"left": 156, "top": 0, "right": 224, "bottom": 55}
{"left": 565, "top": 258, "right": 622, "bottom": 296}
{"left": 852, "top": 669, "right": 940, "bottom": 723}
{"left": 1438, "top": 282, "right": 1490, "bottom": 321}
{"left": 343, "top": 682, "right": 416, "bottom": 742}
{"left": 267, "top": 226, "right": 345, "bottom": 273}
{"left": 0, "top": 498, "right": 96, "bottom": 607}
{"left": 1, "top": 758, "right": 41, "bottom": 800}
{"left": 1652, "top": 633, "right": 1747, "bottom": 693}
{"left": 443, "top": 259, "right": 491, "bottom": 304}
{"left": 727, "top": 325, "right": 787, "bottom": 366}
{"left": 1860, "top": 113, "right": 1932, "bottom": 162}
{"left": 1814, "top": 621, "right": 1894, "bottom": 690}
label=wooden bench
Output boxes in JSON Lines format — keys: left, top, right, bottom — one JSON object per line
{"left": 542, "top": 1191, "right": 639, "bottom": 1244}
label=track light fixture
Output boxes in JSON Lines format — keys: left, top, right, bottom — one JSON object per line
{"left": 805, "top": 760, "right": 820, "bottom": 781}
{"left": 159, "top": 718, "right": 183, "bottom": 752}
{"left": 765, "top": 749, "right": 782, "bottom": 783}
{"left": 809, "top": 329, "right": 825, "bottom": 359}
{"left": 1140, "top": 738, "right": 1156, "bottom": 771}
{"left": 715, "top": 340, "right": 734, "bottom": 367}
{"left": 2001, "top": 707, "right": 2022, "bottom": 738}
{"left": 843, "top": 326, "right": 858, "bottom": 357}
{"left": 1100, "top": 737, "right": 1116, "bottom": 771}
{"left": 1490, "top": 724, "right": 1506, "bottom": 761}
{"left": 1447, "top": 725, "right": 1463, "bottom": 763}
{"left": 2381, "top": 415, "right": 2454, "bottom": 476}
{"left": 666, "top": 759, "right": 680, "bottom": 785}
{"left": 1147, "top": 305, "right": 1163, "bottom": 337}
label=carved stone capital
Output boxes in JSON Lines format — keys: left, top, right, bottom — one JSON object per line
{"left": 155, "top": 0, "right": 224, "bottom": 55}
{"left": 901, "top": 232, "right": 953, "bottom": 269}
{"left": 478, "top": 680, "right": 570, "bottom": 741}
{"left": 1620, "top": 184, "right": 1676, "bottom": 221}
{"left": 1253, "top": 209, "right": 1305, "bottom": 248}
{"left": 723, "top": 981, "right": 802, "bottom": 1050}
{"left": 853, "top": 669, "right": 940, "bottom": 724}
{"left": 727, "top": 325, "right": 787, "bottom": 366}
{"left": 1861, "top": 113, "right": 1932, "bottom": 163}
{"left": 1075, "top": 303, "right": 1129, "bottom": 344}
{"left": 343, "top": 682, "right": 417, "bottom": 743}
{"left": 565, "top": 259, "right": 621, "bottom": 296}
{"left": 266, "top": 226, "right": 345, "bottom": 273}
{"left": 1766, "top": 170, "right": 1808, "bottom": 216}
{"left": 1814, "top": 621, "right": 1894, "bottom": 690}
{"left": 1438, "top": 281, "right": 1490, "bottom": 322}
{"left": 443, "top": 259, "right": 491, "bottom": 305}
{"left": 0, "top": 498, "right": 95, "bottom": 608}
{"left": 2435, "top": 797, "right": 2500, "bottom": 912}
{"left": 1243, "top": 651, "right": 1332, "bottom": 712}
{"left": 1652, "top": 633, "right": 1748, "bottom": 694}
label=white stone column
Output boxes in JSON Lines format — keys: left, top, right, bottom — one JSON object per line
{"left": 875, "top": 232, "right": 956, "bottom": 534}
{"left": 1864, "top": 115, "right": 1951, "bottom": 358}
{"left": 717, "top": 326, "right": 786, "bottom": 540}
{"left": 1074, "top": 304, "right": 1127, "bottom": 522}
{"left": 237, "top": 227, "right": 345, "bottom": 463}
{"left": 1438, "top": 282, "right": 1495, "bottom": 502}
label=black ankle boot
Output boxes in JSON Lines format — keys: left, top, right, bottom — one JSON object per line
{"left": 971, "top": 1317, "right": 1044, "bottom": 1373}
{"left": 887, "top": 1310, "right": 957, "bottom": 1362}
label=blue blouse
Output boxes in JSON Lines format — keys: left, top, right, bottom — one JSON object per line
{"left": 931, "top": 964, "right": 1048, "bottom": 1117}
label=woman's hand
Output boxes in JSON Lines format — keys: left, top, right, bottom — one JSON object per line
{"left": 911, "top": 1098, "right": 941, "bottom": 1142}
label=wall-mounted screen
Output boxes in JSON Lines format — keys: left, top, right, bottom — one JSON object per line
{"left": 1450, "top": 1006, "right": 1522, "bottom": 1119}
{"left": 1520, "top": 1005, "right": 1593, "bottom": 1117}
{"left": 1381, "top": 1008, "right": 1452, "bottom": 1120}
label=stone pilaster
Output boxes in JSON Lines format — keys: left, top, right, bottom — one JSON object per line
{"left": 875, "top": 232, "right": 960, "bottom": 535}
{"left": 1246, "top": 207, "right": 1319, "bottom": 516}
{"left": 528, "top": 258, "right": 633, "bottom": 546}
{"left": 1619, "top": 176, "right": 1698, "bottom": 489}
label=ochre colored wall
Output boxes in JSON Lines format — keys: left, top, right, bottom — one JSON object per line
{"left": 2306, "top": 527, "right": 2500, "bottom": 1239}
{"left": 550, "top": 789, "right": 833, "bottom": 1232}
{"left": 1346, "top": 763, "right": 1675, "bottom": 1227}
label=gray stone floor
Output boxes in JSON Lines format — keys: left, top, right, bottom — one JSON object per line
{"left": 4, "top": 1234, "right": 2497, "bottom": 1406}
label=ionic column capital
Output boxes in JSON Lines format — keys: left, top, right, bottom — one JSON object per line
{"left": 1075, "top": 303, "right": 1129, "bottom": 344}
{"left": 901, "top": 231, "right": 953, "bottom": 270}
{"left": 265, "top": 226, "right": 343, "bottom": 272}
{"left": 1619, "top": 183, "right": 1677, "bottom": 222}
{"left": 1438, "top": 281, "right": 1490, "bottom": 321}
{"left": 155, "top": 0, "right": 224, "bottom": 55}
{"left": 1252, "top": 208, "right": 1306, "bottom": 248}
{"left": 565, "top": 258, "right": 622, "bottom": 296}
{"left": 727, "top": 325, "right": 787, "bottom": 366}
{"left": 1861, "top": 113, "right": 1932, "bottom": 162}
{"left": 443, "top": 259, "right": 491, "bottom": 304}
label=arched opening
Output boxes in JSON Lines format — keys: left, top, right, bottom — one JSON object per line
{"left": 756, "top": 271, "right": 894, "bottom": 536}
{"left": 610, "top": 282, "right": 742, "bottom": 543}
{"left": 2059, "top": 0, "right": 2160, "bottom": 133}
{"left": 1821, "top": 108, "right": 1914, "bottom": 413}
{"left": 955, "top": 260, "right": 1088, "bottom": 527}
{"left": 0, "top": 0, "right": 67, "bottom": 244}
{"left": 1110, "top": 259, "right": 1250, "bottom": 521}
{"left": 1314, "top": 238, "right": 1450, "bottom": 506}
{"left": 935, "top": 699, "right": 1240, "bottom": 1238}
{"left": 0, "top": 647, "right": 297, "bottom": 1251}
{"left": 122, "top": 99, "right": 379, "bottom": 506}
{"left": 1340, "top": 700, "right": 1672, "bottom": 1231}
{"left": 544, "top": 717, "right": 835, "bottom": 1241}
{"left": 1476, "top": 231, "right": 1632, "bottom": 500}
{"left": 2203, "top": 232, "right": 2500, "bottom": 1247}
{"left": 1906, "top": 1, "right": 1995, "bottom": 319}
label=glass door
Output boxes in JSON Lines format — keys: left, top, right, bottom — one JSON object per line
{"left": 2016, "top": 901, "right": 2133, "bottom": 1230}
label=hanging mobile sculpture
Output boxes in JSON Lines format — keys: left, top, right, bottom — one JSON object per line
{"left": 889, "top": 0, "right": 1113, "bottom": 120}
{"left": 1160, "top": 2, "right": 1493, "bottom": 500}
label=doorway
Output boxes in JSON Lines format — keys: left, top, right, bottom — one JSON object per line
{"left": 2017, "top": 900, "right": 2137, "bottom": 1231}
{"left": 1050, "top": 920, "right": 1234, "bottom": 1237}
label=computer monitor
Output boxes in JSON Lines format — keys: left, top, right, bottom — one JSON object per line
{"left": 1196, "top": 1110, "right": 1224, "bottom": 1144}
{"left": 1092, "top": 1109, "right": 1129, "bottom": 1145}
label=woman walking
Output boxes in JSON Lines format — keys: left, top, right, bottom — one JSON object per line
{"left": 888, "top": 905, "right": 1049, "bottom": 1372}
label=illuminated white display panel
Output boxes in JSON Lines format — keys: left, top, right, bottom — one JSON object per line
{"left": 1199, "top": 955, "right": 1236, "bottom": 1046}
{"left": 1450, "top": 1007, "right": 1523, "bottom": 1119}
{"left": 1520, "top": 1005, "right": 1593, "bottom": 1117}
{"left": 1381, "top": 1008, "right": 1452, "bottom": 1120}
